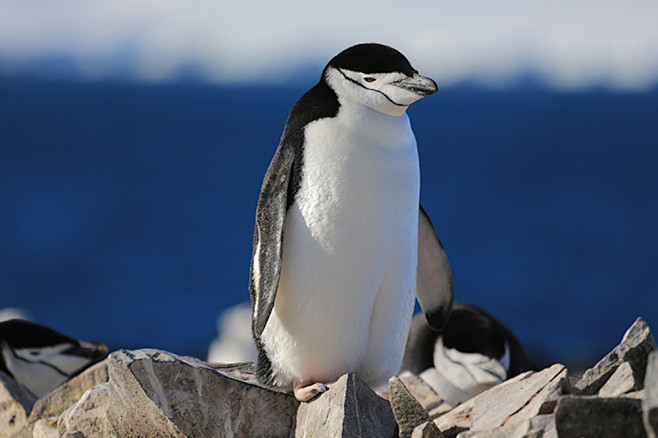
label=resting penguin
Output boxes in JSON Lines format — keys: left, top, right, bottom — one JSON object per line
{"left": 0, "top": 319, "right": 108, "bottom": 397}
{"left": 249, "top": 43, "right": 454, "bottom": 401}
{"left": 401, "top": 303, "right": 537, "bottom": 405}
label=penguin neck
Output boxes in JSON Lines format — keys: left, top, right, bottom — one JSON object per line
{"left": 334, "top": 100, "right": 414, "bottom": 151}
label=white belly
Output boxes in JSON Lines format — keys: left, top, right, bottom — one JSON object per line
{"left": 261, "top": 108, "right": 420, "bottom": 389}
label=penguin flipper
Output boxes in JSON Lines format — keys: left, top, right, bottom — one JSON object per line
{"left": 416, "top": 204, "right": 454, "bottom": 331}
{"left": 249, "top": 143, "right": 295, "bottom": 341}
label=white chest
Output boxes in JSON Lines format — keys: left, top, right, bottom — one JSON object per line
{"left": 295, "top": 107, "right": 420, "bottom": 249}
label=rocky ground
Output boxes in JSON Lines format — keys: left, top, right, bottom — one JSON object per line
{"left": 2, "top": 317, "right": 657, "bottom": 438}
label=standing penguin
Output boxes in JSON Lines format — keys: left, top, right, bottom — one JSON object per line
{"left": 249, "top": 43, "right": 453, "bottom": 401}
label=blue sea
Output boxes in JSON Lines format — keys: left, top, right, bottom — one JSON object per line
{"left": 1, "top": 77, "right": 656, "bottom": 369}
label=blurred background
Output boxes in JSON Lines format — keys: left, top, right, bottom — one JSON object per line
{"left": 1, "top": 0, "right": 656, "bottom": 370}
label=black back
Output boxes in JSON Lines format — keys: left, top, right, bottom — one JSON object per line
{"left": 0, "top": 319, "right": 79, "bottom": 349}
{"left": 280, "top": 79, "right": 340, "bottom": 207}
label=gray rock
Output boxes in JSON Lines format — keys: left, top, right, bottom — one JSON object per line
{"left": 433, "top": 394, "right": 476, "bottom": 438}
{"left": 575, "top": 317, "right": 656, "bottom": 395}
{"left": 598, "top": 361, "right": 641, "bottom": 397}
{"left": 455, "top": 414, "right": 557, "bottom": 438}
{"left": 432, "top": 373, "right": 543, "bottom": 437}
{"left": 435, "top": 365, "right": 566, "bottom": 437}
{"left": 399, "top": 371, "right": 454, "bottom": 419}
{"left": 58, "top": 349, "right": 300, "bottom": 438}
{"left": 28, "top": 359, "right": 109, "bottom": 426}
{"left": 624, "top": 389, "right": 646, "bottom": 400}
{"left": 58, "top": 383, "right": 115, "bottom": 438}
{"left": 412, "top": 421, "right": 446, "bottom": 438}
{"left": 295, "top": 373, "right": 397, "bottom": 438}
{"left": 32, "top": 418, "right": 59, "bottom": 438}
{"left": 644, "top": 351, "right": 658, "bottom": 438}
{"left": 0, "top": 369, "right": 37, "bottom": 437}
{"left": 389, "top": 376, "right": 443, "bottom": 438}
{"left": 555, "top": 395, "right": 646, "bottom": 438}
{"left": 469, "top": 364, "right": 568, "bottom": 432}
{"left": 112, "top": 349, "right": 299, "bottom": 437}
{"left": 507, "top": 365, "right": 570, "bottom": 420}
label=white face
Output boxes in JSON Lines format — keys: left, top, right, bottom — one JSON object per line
{"left": 1, "top": 341, "right": 90, "bottom": 396}
{"left": 326, "top": 67, "right": 436, "bottom": 117}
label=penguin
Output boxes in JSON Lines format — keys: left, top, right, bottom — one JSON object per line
{"left": 248, "top": 43, "right": 454, "bottom": 401}
{"left": 0, "top": 319, "right": 108, "bottom": 397}
{"left": 401, "top": 302, "right": 537, "bottom": 405}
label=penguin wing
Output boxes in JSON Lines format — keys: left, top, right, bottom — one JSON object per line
{"left": 416, "top": 204, "right": 454, "bottom": 331}
{"left": 249, "top": 143, "right": 296, "bottom": 341}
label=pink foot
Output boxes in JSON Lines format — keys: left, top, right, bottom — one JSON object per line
{"left": 293, "top": 380, "right": 330, "bottom": 402}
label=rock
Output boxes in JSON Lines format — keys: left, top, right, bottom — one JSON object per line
{"left": 0, "top": 369, "right": 37, "bottom": 437}
{"left": 555, "top": 395, "right": 646, "bottom": 438}
{"left": 32, "top": 418, "right": 59, "bottom": 438}
{"left": 433, "top": 394, "right": 477, "bottom": 437}
{"left": 389, "top": 376, "right": 443, "bottom": 438}
{"left": 455, "top": 414, "right": 557, "bottom": 438}
{"left": 412, "top": 421, "right": 446, "bottom": 438}
{"left": 58, "top": 383, "right": 115, "bottom": 438}
{"left": 295, "top": 373, "right": 397, "bottom": 438}
{"left": 505, "top": 365, "right": 570, "bottom": 421}
{"left": 399, "top": 371, "right": 454, "bottom": 418}
{"left": 59, "top": 349, "right": 300, "bottom": 438}
{"left": 644, "top": 351, "right": 658, "bottom": 438}
{"left": 469, "top": 364, "right": 568, "bottom": 432}
{"left": 434, "top": 365, "right": 567, "bottom": 437}
{"left": 623, "top": 389, "right": 646, "bottom": 400}
{"left": 598, "top": 361, "right": 641, "bottom": 397}
{"left": 575, "top": 317, "right": 656, "bottom": 395}
{"left": 28, "top": 359, "right": 109, "bottom": 425}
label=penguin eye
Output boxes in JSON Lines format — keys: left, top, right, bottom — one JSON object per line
{"left": 364, "top": 77, "right": 376, "bottom": 83}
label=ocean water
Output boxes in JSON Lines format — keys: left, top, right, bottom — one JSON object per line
{"left": 1, "top": 77, "right": 656, "bottom": 367}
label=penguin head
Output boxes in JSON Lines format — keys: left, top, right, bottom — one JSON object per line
{"left": 323, "top": 43, "right": 438, "bottom": 117}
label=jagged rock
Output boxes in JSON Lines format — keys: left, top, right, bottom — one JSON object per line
{"left": 598, "top": 361, "right": 641, "bottom": 397}
{"left": 0, "top": 369, "right": 37, "bottom": 437}
{"left": 32, "top": 418, "right": 58, "bottom": 438}
{"left": 399, "top": 371, "right": 453, "bottom": 418}
{"left": 575, "top": 317, "right": 656, "bottom": 395}
{"left": 505, "top": 365, "right": 570, "bottom": 421}
{"left": 555, "top": 395, "right": 646, "bottom": 438}
{"left": 295, "top": 373, "right": 397, "bottom": 438}
{"left": 27, "top": 359, "right": 109, "bottom": 427}
{"left": 434, "top": 365, "right": 568, "bottom": 437}
{"left": 455, "top": 414, "right": 557, "bottom": 438}
{"left": 412, "top": 421, "right": 446, "bottom": 438}
{"left": 59, "top": 349, "right": 299, "bottom": 437}
{"left": 58, "top": 383, "right": 115, "bottom": 438}
{"left": 389, "top": 376, "right": 443, "bottom": 438}
{"left": 469, "top": 364, "right": 568, "bottom": 432}
{"left": 624, "top": 389, "right": 646, "bottom": 400}
{"left": 433, "top": 388, "right": 478, "bottom": 437}
{"left": 644, "top": 351, "right": 658, "bottom": 438}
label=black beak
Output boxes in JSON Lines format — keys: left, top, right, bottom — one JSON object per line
{"left": 394, "top": 73, "right": 438, "bottom": 96}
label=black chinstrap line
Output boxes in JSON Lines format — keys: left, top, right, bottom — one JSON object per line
{"left": 336, "top": 68, "right": 408, "bottom": 108}
{"left": 7, "top": 344, "right": 73, "bottom": 378}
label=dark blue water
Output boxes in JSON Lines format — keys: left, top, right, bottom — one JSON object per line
{"left": 1, "top": 77, "right": 656, "bottom": 367}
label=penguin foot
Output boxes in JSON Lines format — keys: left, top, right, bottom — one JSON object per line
{"left": 293, "top": 381, "right": 330, "bottom": 402}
